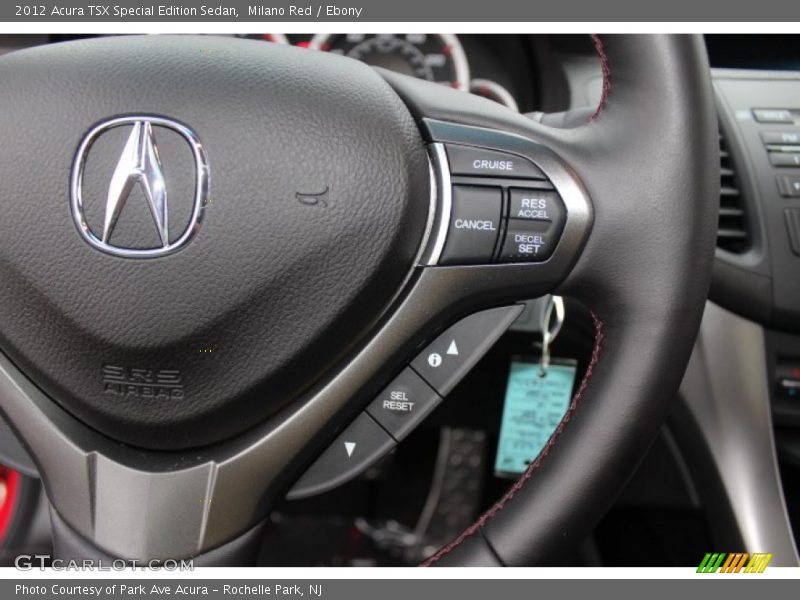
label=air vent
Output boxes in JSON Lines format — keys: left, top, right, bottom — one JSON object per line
{"left": 717, "top": 128, "right": 749, "bottom": 253}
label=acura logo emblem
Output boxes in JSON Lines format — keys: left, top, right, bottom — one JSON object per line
{"left": 70, "top": 116, "right": 209, "bottom": 258}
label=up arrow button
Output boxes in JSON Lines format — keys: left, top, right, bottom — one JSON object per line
{"left": 411, "top": 305, "right": 524, "bottom": 396}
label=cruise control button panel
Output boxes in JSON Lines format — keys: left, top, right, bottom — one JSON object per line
{"left": 439, "top": 185, "right": 502, "bottom": 265}
{"left": 435, "top": 144, "right": 569, "bottom": 265}
{"left": 366, "top": 368, "right": 442, "bottom": 441}
{"left": 411, "top": 305, "right": 524, "bottom": 396}
{"left": 287, "top": 413, "right": 395, "bottom": 500}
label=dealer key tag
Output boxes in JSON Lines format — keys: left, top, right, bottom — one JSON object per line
{"left": 494, "top": 296, "right": 578, "bottom": 477}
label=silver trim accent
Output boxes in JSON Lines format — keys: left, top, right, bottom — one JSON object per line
{"left": 103, "top": 121, "right": 169, "bottom": 246}
{"left": 422, "top": 143, "right": 452, "bottom": 266}
{"left": 413, "top": 155, "right": 437, "bottom": 268}
{"left": 681, "top": 302, "right": 799, "bottom": 565}
{"left": 70, "top": 116, "right": 209, "bottom": 259}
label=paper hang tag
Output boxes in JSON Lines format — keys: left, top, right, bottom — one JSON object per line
{"left": 494, "top": 359, "right": 578, "bottom": 478}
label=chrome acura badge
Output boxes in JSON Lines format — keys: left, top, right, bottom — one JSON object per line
{"left": 70, "top": 116, "right": 209, "bottom": 258}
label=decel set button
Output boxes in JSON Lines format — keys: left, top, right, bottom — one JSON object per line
{"left": 501, "top": 222, "right": 558, "bottom": 262}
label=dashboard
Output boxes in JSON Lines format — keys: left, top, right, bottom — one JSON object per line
{"left": 237, "top": 34, "right": 534, "bottom": 110}
{"left": 8, "top": 33, "right": 544, "bottom": 112}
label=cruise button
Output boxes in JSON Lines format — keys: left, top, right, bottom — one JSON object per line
{"left": 287, "top": 413, "right": 395, "bottom": 500}
{"left": 446, "top": 144, "right": 546, "bottom": 179}
{"left": 439, "top": 185, "right": 502, "bottom": 265}
{"left": 366, "top": 369, "right": 442, "bottom": 441}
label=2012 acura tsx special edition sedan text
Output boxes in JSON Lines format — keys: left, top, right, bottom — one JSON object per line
{"left": 0, "top": 33, "right": 798, "bottom": 567}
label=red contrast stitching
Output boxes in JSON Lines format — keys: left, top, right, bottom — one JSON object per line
{"left": 420, "top": 311, "right": 605, "bottom": 567}
{"left": 590, "top": 34, "right": 611, "bottom": 121}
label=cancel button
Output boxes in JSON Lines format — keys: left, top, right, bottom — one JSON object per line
{"left": 440, "top": 185, "right": 502, "bottom": 265}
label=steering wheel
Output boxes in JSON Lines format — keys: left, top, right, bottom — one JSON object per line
{"left": 0, "top": 34, "right": 718, "bottom": 566}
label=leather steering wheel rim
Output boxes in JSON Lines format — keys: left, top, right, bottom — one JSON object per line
{"left": 394, "top": 34, "right": 719, "bottom": 566}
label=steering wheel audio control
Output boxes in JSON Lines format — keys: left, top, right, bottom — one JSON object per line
{"left": 288, "top": 305, "right": 523, "bottom": 499}
{"left": 432, "top": 144, "right": 568, "bottom": 266}
{"left": 366, "top": 369, "right": 442, "bottom": 441}
{"left": 288, "top": 413, "right": 396, "bottom": 500}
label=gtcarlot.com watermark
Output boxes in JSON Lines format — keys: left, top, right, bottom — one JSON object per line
{"left": 14, "top": 554, "right": 194, "bottom": 571}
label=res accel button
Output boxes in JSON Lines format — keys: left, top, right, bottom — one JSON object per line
{"left": 509, "top": 188, "right": 565, "bottom": 224}
{"left": 439, "top": 185, "right": 502, "bottom": 265}
{"left": 445, "top": 144, "right": 546, "bottom": 179}
{"left": 366, "top": 368, "right": 442, "bottom": 441}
